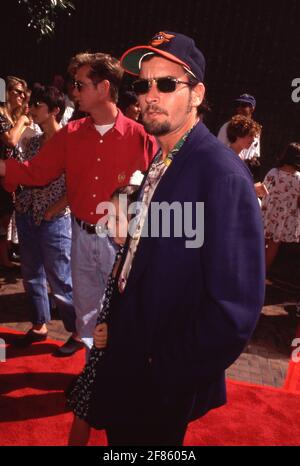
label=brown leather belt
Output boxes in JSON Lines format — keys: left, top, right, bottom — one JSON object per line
{"left": 75, "top": 216, "right": 97, "bottom": 235}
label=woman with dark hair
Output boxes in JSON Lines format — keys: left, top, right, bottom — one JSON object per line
{"left": 0, "top": 76, "right": 30, "bottom": 268}
{"left": 118, "top": 90, "right": 141, "bottom": 121}
{"left": 13, "top": 86, "right": 80, "bottom": 353}
{"left": 261, "top": 142, "right": 300, "bottom": 271}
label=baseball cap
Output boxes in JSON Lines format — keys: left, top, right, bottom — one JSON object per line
{"left": 235, "top": 93, "right": 256, "bottom": 108}
{"left": 120, "top": 31, "right": 205, "bottom": 82}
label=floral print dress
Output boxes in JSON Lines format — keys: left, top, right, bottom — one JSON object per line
{"left": 261, "top": 168, "right": 300, "bottom": 242}
{"left": 66, "top": 247, "right": 123, "bottom": 420}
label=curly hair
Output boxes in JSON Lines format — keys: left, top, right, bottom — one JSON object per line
{"left": 227, "top": 115, "right": 262, "bottom": 144}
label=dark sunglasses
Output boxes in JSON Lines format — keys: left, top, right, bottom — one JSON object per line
{"left": 73, "top": 79, "right": 99, "bottom": 92}
{"left": 12, "top": 89, "right": 26, "bottom": 98}
{"left": 73, "top": 80, "right": 85, "bottom": 91}
{"left": 132, "top": 77, "right": 192, "bottom": 95}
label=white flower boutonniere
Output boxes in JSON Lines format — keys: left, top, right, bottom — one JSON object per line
{"left": 129, "top": 170, "right": 144, "bottom": 186}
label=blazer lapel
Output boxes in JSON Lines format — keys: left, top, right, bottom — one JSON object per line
{"left": 122, "top": 122, "right": 210, "bottom": 286}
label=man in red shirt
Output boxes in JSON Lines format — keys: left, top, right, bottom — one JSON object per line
{"left": 0, "top": 53, "right": 157, "bottom": 356}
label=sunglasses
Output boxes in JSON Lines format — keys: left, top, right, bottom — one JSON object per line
{"left": 73, "top": 80, "right": 85, "bottom": 91}
{"left": 73, "top": 79, "right": 99, "bottom": 92}
{"left": 11, "top": 89, "right": 26, "bottom": 99}
{"left": 132, "top": 77, "right": 192, "bottom": 95}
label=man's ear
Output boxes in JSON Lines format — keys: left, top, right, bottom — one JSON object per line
{"left": 96, "top": 80, "right": 111, "bottom": 100}
{"left": 191, "top": 83, "right": 205, "bottom": 109}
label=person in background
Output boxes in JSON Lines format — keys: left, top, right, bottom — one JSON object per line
{"left": 227, "top": 115, "right": 267, "bottom": 199}
{"left": 8, "top": 88, "right": 42, "bottom": 263}
{"left": 51, "top": 74, "right": 65, "bottom": 92}
{"left": 227, "top": 114, "right": 261, "bottom": 157}
{"left": 218, "top": 93, "right": 261, "bottom": 181}
{"left": 60, "top": 75, "right": 76, "bottom": 126}
{"left": 0, "top": 76, "right": 30, "bottom": 269}
{"left": 0, "top": 53, "right": 157, "bottom": 358}
{"left": 67, "top": 183, "right": 141, "bottom": 446}
{"left": 13, "top": 86, "right": 80, "bottom": 353}
{"left": 198, "top": 96, "right": 211, "bottom": 123}
{"left": 18, "top": 88, "right": 42, "bottom": 154}
{"left": 118, "top": 90, "right": 141, "bottom": 121}
{"left": 261, "top": 142, "right": 300, "bottom": 272}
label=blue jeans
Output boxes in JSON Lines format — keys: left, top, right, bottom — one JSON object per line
{"left": 15, "top": 212, "right": 76, "bottom": 333}
{"left": 71, "top": 217, "right": 117, "bottom": 351}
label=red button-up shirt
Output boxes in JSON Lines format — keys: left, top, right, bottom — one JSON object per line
{"left": 4, "top": 111, "right": 157, "bottom": 224}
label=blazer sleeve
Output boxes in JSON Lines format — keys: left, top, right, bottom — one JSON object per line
{"left": 157, "top": 172, "right": 265, "bottom": 386}
{"left": 194, "top": 173, "right": 265, "bottom": 377}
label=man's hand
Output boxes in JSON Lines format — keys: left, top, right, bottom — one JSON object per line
{"left": 93, "top": 323, "right": 108, "bottom": 349}
{"left": 0, "top": 160, "right": 6, "bottom": 177}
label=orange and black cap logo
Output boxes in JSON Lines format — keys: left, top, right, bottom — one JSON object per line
{"left": 149, "top": 32, "right": 176, "bottom": 47}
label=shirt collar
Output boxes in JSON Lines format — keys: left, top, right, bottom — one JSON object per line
{"left": 83, "top": 109, "right": 126, "bottom": 136}
{"left": 113, "top": 109, "right": 126, "bottom": 136}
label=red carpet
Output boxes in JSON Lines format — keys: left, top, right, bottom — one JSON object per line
{"left": 283, "top": 339, "right": 300, "bottom": 395}
{"left": 283, "top": 324, "right": 300, "bottom": 394}
{"left": 1, "top": 327, "right": 300, "bottom": 446}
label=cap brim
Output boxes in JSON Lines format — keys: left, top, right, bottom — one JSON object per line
{"left": 235, "top": 99, "right": 255, "bottom": 107}
{"left": 120, "top": 45, "right": 191, "bottom": 76}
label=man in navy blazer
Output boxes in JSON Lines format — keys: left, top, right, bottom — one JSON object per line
{"left": 87, "top": 31, "right": 265, "bottom": 445}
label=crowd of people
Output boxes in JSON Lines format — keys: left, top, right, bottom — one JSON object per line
{"left": 0, "top": 30, "right": 299, "bottom": 446}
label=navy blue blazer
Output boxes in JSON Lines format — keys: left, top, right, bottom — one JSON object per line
{"left": 88, "top": 122, "right": 265, "bottom": 428}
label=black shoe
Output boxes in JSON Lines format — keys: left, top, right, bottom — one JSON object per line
{"left": 0, "top": 264, "right": 20, "bottom": 272}
{"left": 10, "top": 252, "right": 21, "bottom": 262}
{"left": 13, "top": 329, "right": 48, "bottom": 347}
{"left": 52, "top": 336, "right": 84, "bottom": 357}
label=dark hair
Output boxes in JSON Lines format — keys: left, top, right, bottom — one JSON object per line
{"left": 110, "top": 185, "right": 140, "bottom": 221}
{"left": 278, "top": 142, "right": 300, "bottom": 171}
{"left": 227, "top": 115, "right": 262, "bottom": 144}
{"left": 68, "top": 52, "right": 123, "bottom": 103}
{"left": 30, "top": 85, "right": 65, "bottom": 122}
{"left": 118, "top": 91, "right": 138, "bottom": 113}
{"left": 110, "top": 184, "right": 140, "bottom": 204}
